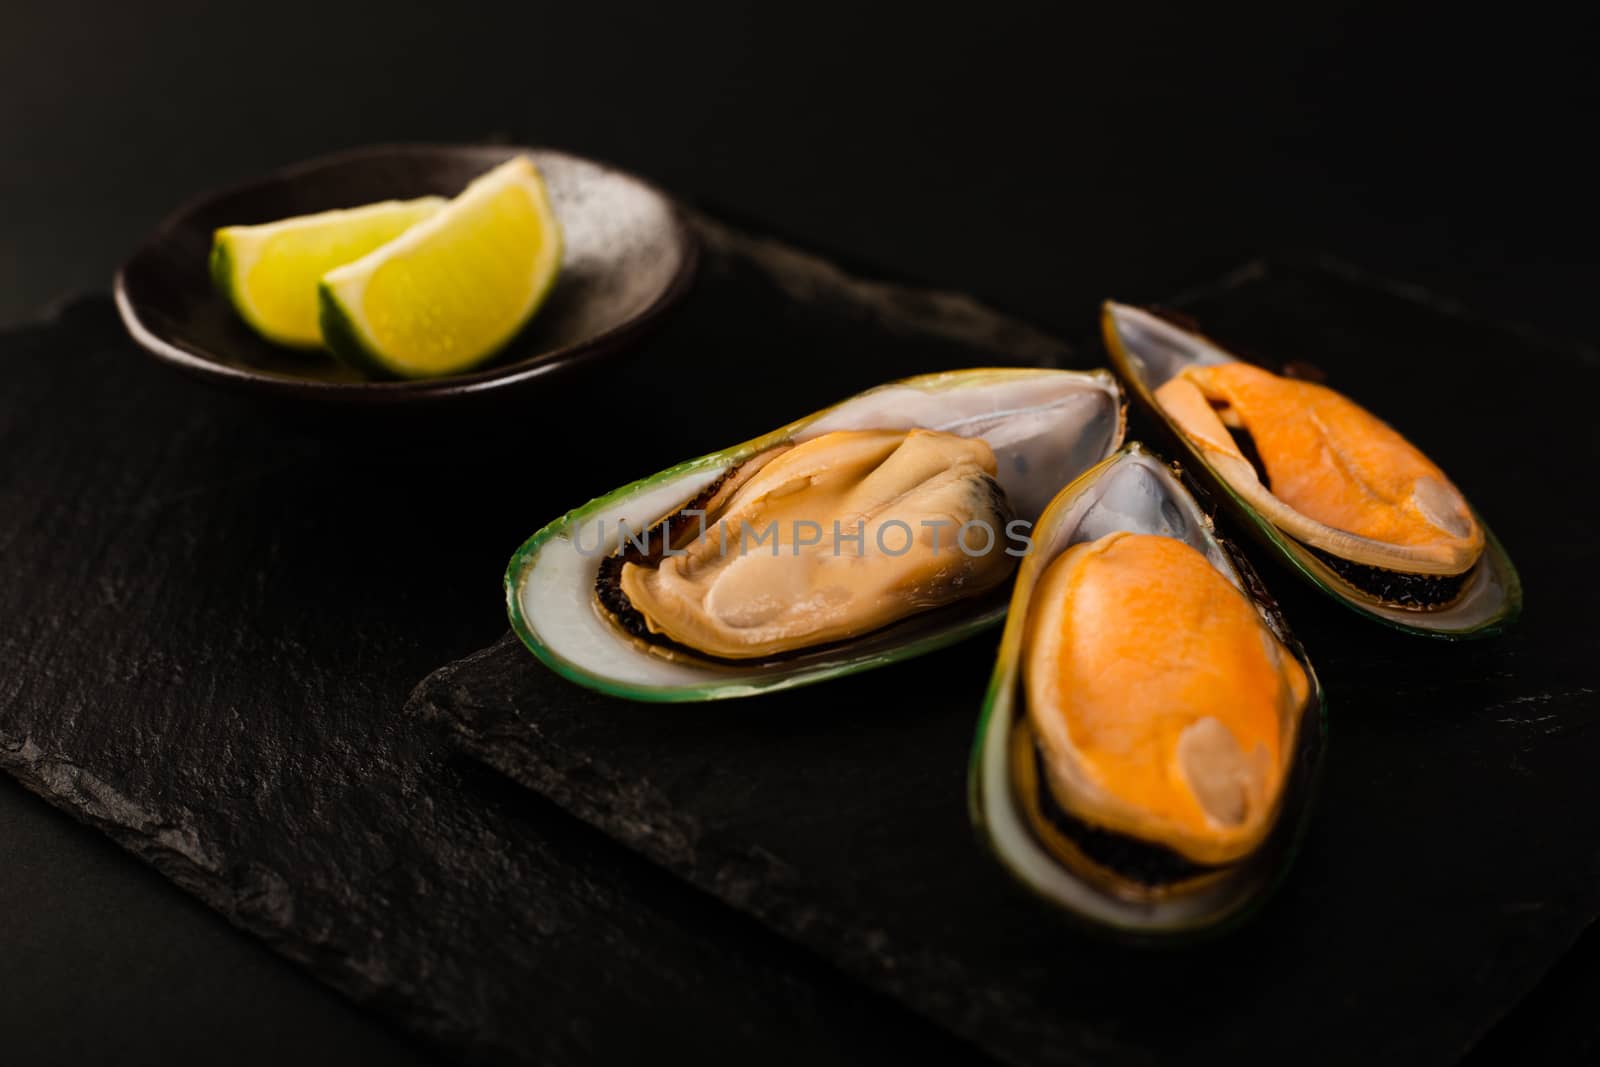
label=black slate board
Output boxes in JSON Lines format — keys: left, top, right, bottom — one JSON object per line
{"left": 412, "top": 259, "right": 1600, "bottom": 1067}
{"left": 0, "top": 217, "right": 1073, "bottom": 1064}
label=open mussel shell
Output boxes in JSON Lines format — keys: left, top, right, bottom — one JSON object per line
{"left": 507, "top": 367, "right": 1125, "bottom": 702}
{"left": 1102, "top": 301, "right": 1521, "bottom": 639}
{"left": 970, "top": 444, "right": 1326, "bottom": 939}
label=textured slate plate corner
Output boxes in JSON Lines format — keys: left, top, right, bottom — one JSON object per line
{"left": 411, "top": 258, "right": 1600, "bottom": 1067}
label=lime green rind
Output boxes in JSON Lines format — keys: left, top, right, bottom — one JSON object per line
{"left": 317, "top": 261, "right": 562, "bottom": 380}
{"left": 212, "top": 198, "right": 454, "bottom": 354}
{"left": 504, "top": 367, "right": 1115, "bottom": 703}
{"left": 316, "top": 283, "right": 399, "bottom": 380}
{"left": 208, "top": 235, "right": 236, "bottom": 309}
{"left": 210, "top": 234, "right": 319, "bottom": 351}
{"left": 965, "top": 444, "right": 1328, "bottom": 942}
{"left": 1103, "top": 319, "right": 1521, "bottom": 640}
{"left": 318, "top": 169, "right": 565, "bottom": 380}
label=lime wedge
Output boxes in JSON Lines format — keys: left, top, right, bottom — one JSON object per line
{"left": 318, "top": 157, "right": 564, "bottom": 379}
{"left": 210, "top": 198, "right": 444, "bottom": 349}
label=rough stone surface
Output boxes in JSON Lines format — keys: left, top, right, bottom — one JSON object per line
{"left": 0, "top": 221, "right": 1062, "bottom": 1064}
{"left": 413, "top": 261, "right": 1600, "bottom": 1067}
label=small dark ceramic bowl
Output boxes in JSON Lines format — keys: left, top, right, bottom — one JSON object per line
{"left": 115, "top": 144, "right": 699, "bottom": 405}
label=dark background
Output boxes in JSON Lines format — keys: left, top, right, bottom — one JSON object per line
{"left": 2, "top": 1, "right": 1596, "bottom": 1063}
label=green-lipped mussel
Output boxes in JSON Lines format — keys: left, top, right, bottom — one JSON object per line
{"left": 508, "top": 368, "right": 1125, "bottom": 701}
{"left": 971, "top": 444, "right": 1325, "bottom": 937}
{"left": 1102, "top": 302, "right": 1519, "bottom": 638}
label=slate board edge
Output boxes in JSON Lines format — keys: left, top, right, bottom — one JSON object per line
{"left": 410, "top": 636, "right": 1121, "bottom": 1067}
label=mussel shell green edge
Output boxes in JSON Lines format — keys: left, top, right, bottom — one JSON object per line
{"left": 506, "top": 367, "right": 1126, "bottom": 702}
{"left": 1101, "top": 303, "right": 1521, "bottom": 640}
{"left": 968, "top": 444, "right": 1327, "bottom": 941}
